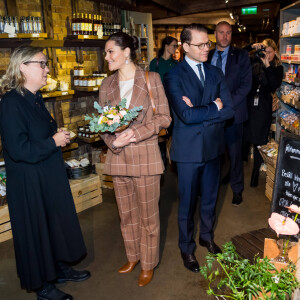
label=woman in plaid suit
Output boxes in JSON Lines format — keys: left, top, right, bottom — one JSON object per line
{"left": 99, "top": 32, "right": 171, "bottom": 287}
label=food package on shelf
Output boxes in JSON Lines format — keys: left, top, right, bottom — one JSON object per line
{"left": 40, "top": 75, "right": 59, "bottom": 92}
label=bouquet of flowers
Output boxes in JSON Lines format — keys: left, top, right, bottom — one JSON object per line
{"left": 85, "top": 98, "right": 143, "bottom": 133}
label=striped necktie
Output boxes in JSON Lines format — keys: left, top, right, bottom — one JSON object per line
{"left": 196, "top": 63, "right": 205, "bottom": 87}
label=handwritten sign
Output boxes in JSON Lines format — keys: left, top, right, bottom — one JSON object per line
{"left": 271, "top": 132, "right": 300, "bottom": 227}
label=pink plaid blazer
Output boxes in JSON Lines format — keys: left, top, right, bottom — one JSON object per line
{"left": 99, "top": 66, "right": 171, "bottom": 177}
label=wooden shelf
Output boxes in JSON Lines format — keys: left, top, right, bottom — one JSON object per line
{"left": 42, "top": 90, "right": 74, "bottom": 99}
{"left": 280, "top": 96, "right": 300, "bottom": 110}
{"left": 77, "top": 136, "right": 101, "bottom": 143}
{"left": 282, "top": 79, "right": 300, "bottom": 86}
{"left": 66, "top": 35, "right": 108, "bottom": 40}
{"left": 62, "top": 142, "right": 78, "bottom": 152}
{"left": 281, "top": 33, "right": 300, "bottom": 38}
{"left": 0, "top": 33, "right": 47, "bottom": 39}
{"left": 74, "top": 86, "right": 100, "bottom": 92}
{"left": 282, "top": 60, "right": 300, "bottom": 64}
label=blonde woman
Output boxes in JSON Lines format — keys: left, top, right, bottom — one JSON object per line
{"left": 246, "top": 39, "right": 283, "bottom": 186}
{"left": 0, "top": 46, "right": 90, "bottom": 300}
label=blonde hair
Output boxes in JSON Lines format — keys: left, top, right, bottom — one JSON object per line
{"left": 262, "top": 39, "right": 281, "bottom": 67}
{"left": 0, "top": 46, "right": 44, "bottom": 96}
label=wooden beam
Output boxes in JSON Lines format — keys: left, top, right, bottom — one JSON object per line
{"left": 90, "top": 0, "right": 136, "bottom": 10}
{"left": 151, "top": 0, "right": 181, "bottom": 15}
{"left": 41, "top": 0, "right": 53, "bottom": 39}
{"left": 5, "top": 0, "right": 17, "bottom": 16}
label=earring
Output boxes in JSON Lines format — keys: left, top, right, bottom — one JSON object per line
{"left": 125, "top": 58, "right": 129, "bottom": 65}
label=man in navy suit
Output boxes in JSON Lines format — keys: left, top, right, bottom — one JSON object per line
{"left": 164, "top": 24, "right": 234, "bottom": 272}
{"left": 208, "top": 21, "right": 252, "bottom": 206}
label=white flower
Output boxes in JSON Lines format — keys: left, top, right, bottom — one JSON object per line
{"left": 103, "top": 106, "right": 109, "bottom": 112}
{"left": 106, "top": 114, "right": 114, "bottom": 119}
{"left": 119, "top": 110, "right": 127, "bottom": 116}
{"left": 98, "top": 116, "right": 104, "bottom": 124}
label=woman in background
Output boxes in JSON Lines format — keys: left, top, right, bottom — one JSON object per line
{"left": 0, "top": 46, "right": 90, "bottom": 300}
{"left": 246, "top": 39, "right": 283, "bottom": 187}
{"left": 149, "top": 36, "right": 178, "bottom": 83}
{"left": 99, "top": 32, "right": 171, "bottom": 287}
{"left": 172, "top": 45, "right": 183, "bottom": 62}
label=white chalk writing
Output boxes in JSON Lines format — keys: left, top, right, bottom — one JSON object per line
{"left": 285, "top": 144, "right": 300, "bottom": 155}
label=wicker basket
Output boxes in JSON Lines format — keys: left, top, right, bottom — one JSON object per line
{"left": 258, "top": 143, "right": 278, "bottom": 168}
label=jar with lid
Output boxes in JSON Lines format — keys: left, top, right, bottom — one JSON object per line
{"left": 79, "top": 76, "right": 84, "bottom": 87}
{"left": 74, "top": 66, "right": 79, "bottom": 76}
{"left": 0, "top": 16, "right": 4, "bottom": 33}
{"left": 78, "top": 66, "right": 84, "bottom": 76}
{"left": 74, "top": 76, "right": 79, "bottom": 86}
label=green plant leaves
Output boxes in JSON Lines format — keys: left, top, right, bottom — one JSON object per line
{"left": 198, "top": 241, "right": 299, "bottom": 299}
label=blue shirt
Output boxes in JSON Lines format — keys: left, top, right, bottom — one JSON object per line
{"left": 184, "top": 55, "right": 205, "bottom": 81}
{"left": 211, "top": 46, "right": 230, "bottom": 74}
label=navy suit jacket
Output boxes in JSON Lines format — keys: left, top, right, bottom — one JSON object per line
{"left": 208, "top": 46, "right": 252, "bottom": 124}
{"left": 164, "top": 59, "right": 234, "bottom": 163}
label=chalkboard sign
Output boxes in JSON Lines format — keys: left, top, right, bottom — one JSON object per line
{"left": 271, "top": 132, "right": 300, "bottom": 227}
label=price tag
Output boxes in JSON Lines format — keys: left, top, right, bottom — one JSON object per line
{"left": 62, "top": 92, "right": 68, "bottom": 95}
{"left": 93, "top": 87, "right": 98, "bottom": 91}
{"left": 31, "top": 33, "right": 39, "bottom": 38}
{"left": 83, "top": 35, "right": 88, "bottom": 39}
{"left": 8, "top": 33, "right": 17, "bottom": 38}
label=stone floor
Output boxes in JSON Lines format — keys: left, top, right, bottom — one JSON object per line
{"left": 0, "top": 161, "right": 271, "bottom": 300}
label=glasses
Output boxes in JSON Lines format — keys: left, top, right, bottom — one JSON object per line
{"left": 23, "top": 61, "right": 49, "bottom": 69}
{"left": 188, "top": 41, "right": 212, "bottom": 50}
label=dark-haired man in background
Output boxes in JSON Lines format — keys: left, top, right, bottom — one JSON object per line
{"left": 164, "top": 24, "right": 234, "bottom": 273}
{"left": 208, "top": 21, "right": 252, "bottom": 206}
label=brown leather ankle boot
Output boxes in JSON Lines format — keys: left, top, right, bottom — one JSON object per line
{"left": 138, "top": 269, "right": 153, "bottom": 287}
{"left": 118, "top": 261, "right": 139, "bottom": 274}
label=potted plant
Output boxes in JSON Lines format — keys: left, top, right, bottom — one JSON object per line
{"left": 199, "top": 242, "right": 299, "bottom": 299}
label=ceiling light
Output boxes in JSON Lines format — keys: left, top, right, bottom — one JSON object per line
{"left": 230, "top": 13, "right": 233, "bottom": 19}
{"left": 225, "top": 0, "right": 229, "bottom": 3}
{"left": 238, "top": 27, "right": 242, "bottom": 32}
{"left": 243, "top": 26, "right": 246, "bottom": 30}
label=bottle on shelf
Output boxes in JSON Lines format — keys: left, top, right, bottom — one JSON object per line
{"left": 36, "top": 17, "right": 42, "bottom": 33}
{"left": 80, "top": 13, "right": 84, "bottom": 35}
{"left": 84, "top": 13, "right": 88, "bottom": 35}
{"left": 72, "top": 13, "right": 76, "bottom": 35}
{"left": 33, "top": 17, "right": 38, "bottom": 33}
{"left": 13, "top": 16, "right": 19, "bottom": 33}
{"left": 26, "top": 16, "right": 32, "bottom": 33}
{"left": 0, "top": 16, "right": 4, "bottom": 33}
{"left": 93, "top": 14, "right": 97, "bottom": 35}
{"left": 88, "top": 14, "right": 92, "bottom": 35}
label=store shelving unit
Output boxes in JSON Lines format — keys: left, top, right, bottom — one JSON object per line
{"left": 277, "top": 0, "right": 300, "bottom": 140}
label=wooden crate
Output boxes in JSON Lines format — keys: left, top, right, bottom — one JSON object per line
{"left": 265, "top": 182, "right": 273, "bottom": 201}
{"left": 95, "top": 163, "right": 114, "bottom": 189}
{"left": 69, "top": 174, "right": 103, "bottom": 213}
{"left": 0, "top": 205, "right": 12, "bottom": 243}
{"left": 266, "top": 163, "right": 276, "bottom": 181}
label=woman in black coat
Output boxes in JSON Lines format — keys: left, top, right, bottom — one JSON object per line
{"left": 246, "top": 39, "right": 283, "bottom": 187}
{"left": 0, "top": 46, "right": 90, "bottom": 300}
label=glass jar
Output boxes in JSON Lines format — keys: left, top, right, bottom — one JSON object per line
{"left": 74, "top": 76, "right": 79, "bottom": 86}
{"left": 78, "top": 66, "right": 84, "bottom": 76}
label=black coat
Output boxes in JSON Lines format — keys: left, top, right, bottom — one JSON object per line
{"left": 246, "top": 59, "right": 283, "bottom": 145}
{"left": 0, "top": 89, "right": 86, "bottom": 291}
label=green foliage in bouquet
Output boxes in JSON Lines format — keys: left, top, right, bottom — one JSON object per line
{"left": 199, "top": 242, "right": 299, "bottom": 300}
{"left": 85, "top": 98, "right": 143, "bottom": 133}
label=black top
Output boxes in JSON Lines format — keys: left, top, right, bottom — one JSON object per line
{"left": 0, "top": 88, "right": 86, "bottom": 291}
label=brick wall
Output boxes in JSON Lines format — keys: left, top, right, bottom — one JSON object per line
{"left": 0, "top": 0, "right": 121, "bottom": 140}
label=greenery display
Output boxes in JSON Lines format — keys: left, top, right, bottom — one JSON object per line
{"left": 199, "top": 242, "right": 299, "bottom": 300}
